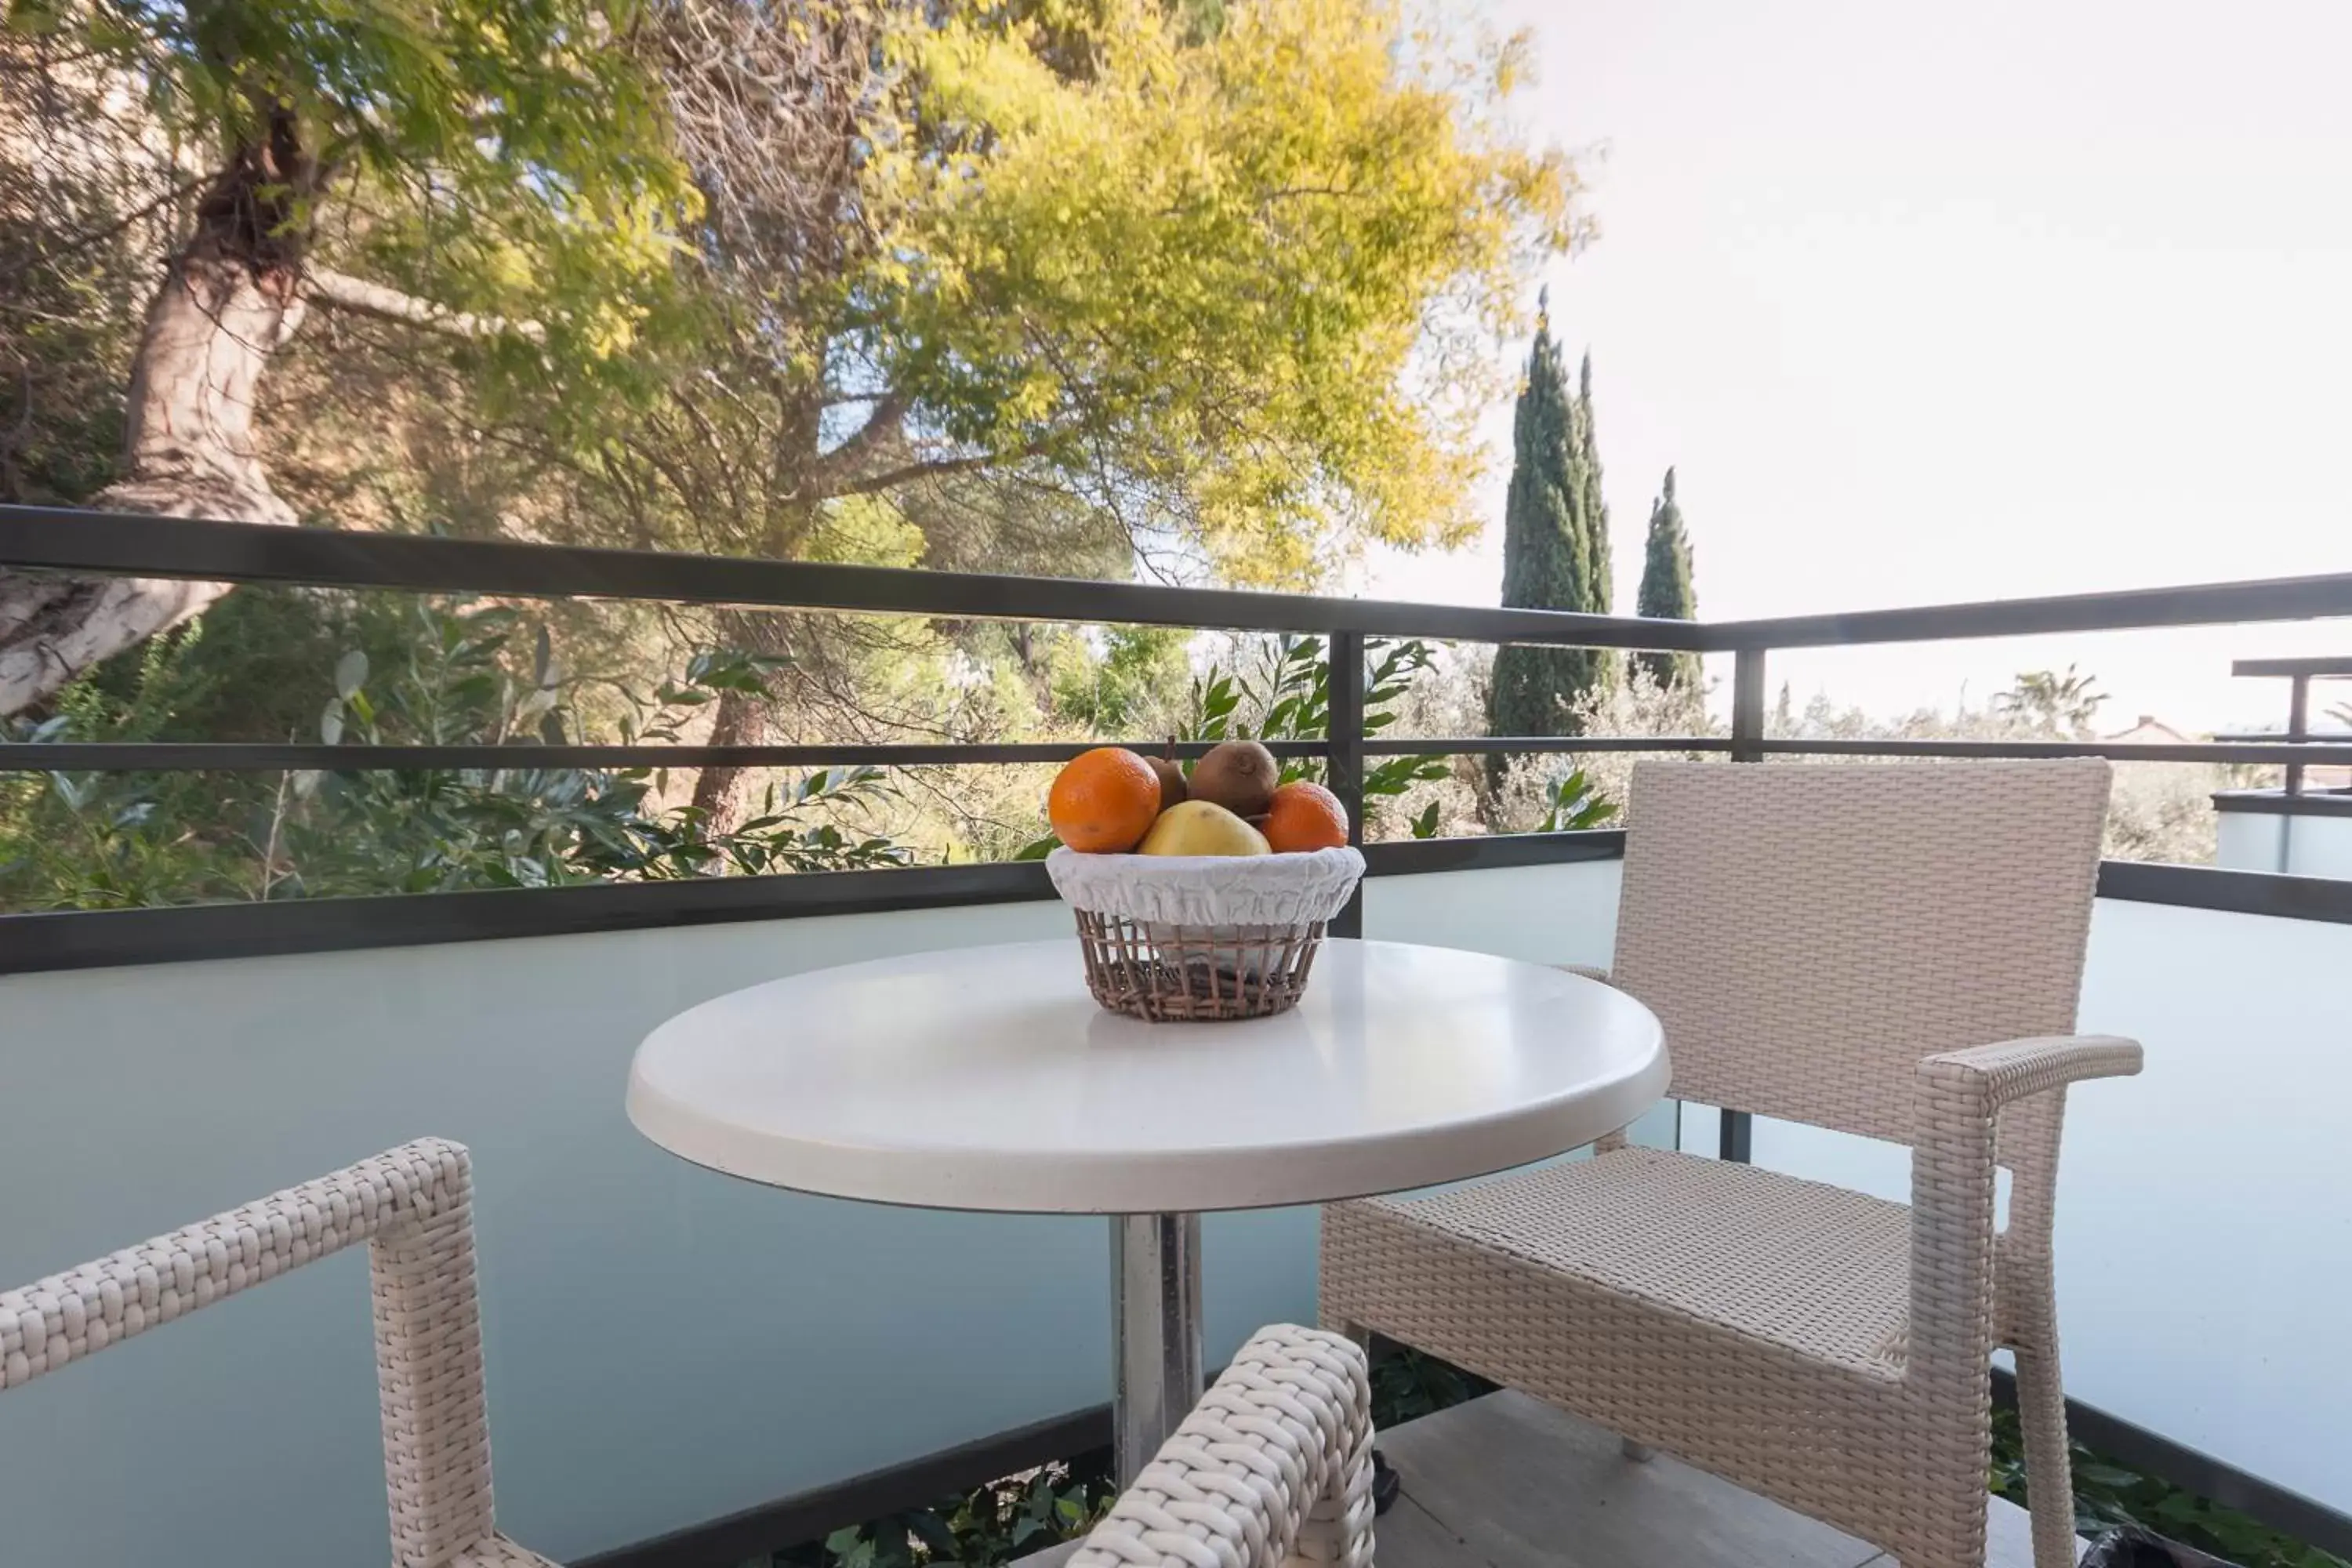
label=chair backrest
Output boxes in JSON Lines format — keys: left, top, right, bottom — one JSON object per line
{"left": 1612, "top": 760, "right": 2110, "bottom": 1152}
{"left": 0, "top": 1139, "right": 499, "bottom": 1568}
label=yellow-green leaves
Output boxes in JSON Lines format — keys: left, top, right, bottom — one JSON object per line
{"left": 852, "top": 0, "right": 1580, "bottom": 583}
{"left": 20, "top": 0, "right": 695, "bottom": 408}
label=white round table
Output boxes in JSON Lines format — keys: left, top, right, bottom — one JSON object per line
{"left": 627, "top": 937, "right": 1667, "bottom": 1480}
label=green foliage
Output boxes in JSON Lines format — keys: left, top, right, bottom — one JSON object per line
{"left": 1573, "top": 350, "right": 1613, "bottom": 627}
{"left": 0, "top": 625, "right": 245, "bottom": 906}
{"left": 1995, "top": 666, "right": 2108, "bottom": 737}
{"left": 1534, "top": 767, "right": 1616, "bottom": 832}
{"left": 1989, "top": 1404, "right": 2348, "bottom": 1568}
{"left": 1185, "top": 634, "right": 1448, "bottom": 833}
{"left": 5, "top": 0, "right": 695, "bottom": 401}
{"left": 865, "top": 0, "right": 1582, "bottom": 583}
{"left": 1048, "top": 626, "right": 1192, "bottom": 735}
{"left": 1369, "top": 1344, "right": 1496, "bottom": 1428}
{"left": 444, "top": 0, "right": 1590, "bottom": 598}
{"left": 1487, "top": 318, "right": 1614, "bottom": 768}
{"left": 0, "top": 31, "right": 158, "bottom": 505}
{"left": 0, "top": 599, "right": 906, "bottom": 910}
{"left": 771, "top": 1456, "right": 1117, "bottom": 1568}
{"left": 1633, "top": 467, "right": 1700, "bottom": 692}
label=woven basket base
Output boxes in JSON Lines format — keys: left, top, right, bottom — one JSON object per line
{"left": 1073, "top": 909, "right": 1324, "bottom": 1022}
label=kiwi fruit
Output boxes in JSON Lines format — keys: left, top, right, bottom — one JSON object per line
{"left": 1144, "top": 753, "right": 1188, "bottom": 812}
{"left": 1189, "top": 739, "right": 1279, "bottom": 818}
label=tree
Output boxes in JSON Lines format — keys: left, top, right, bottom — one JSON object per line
{"left": 2, "top": 0, "right": 1587, "bottom": 851}
{"left": 1571, "top": 350, "right": 1613, "bottom": 625}
{"left": 1995, "top": 666, "right": 2107, "bottom": 736}
{"left": 1634, "top": 466, "right": 1700, "bottom": 691}
{"left": 0, "top": 0, "right": 691, "bottom": 714}
{"left": 597, "top": 0, "right": 1587, "bottom": 822}
{"left": 1486, "top": 308, "right": 1610, "bottom": 765}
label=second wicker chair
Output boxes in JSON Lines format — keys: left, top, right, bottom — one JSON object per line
{"left": 2, "top": 1139, "right": 1372, "bottom": 1568}
{"left": 1323, "top": 760, "right": 2140, "bottom": 1568}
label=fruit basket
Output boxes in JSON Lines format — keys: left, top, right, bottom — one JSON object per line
{"left": 1045, "top": 845, "right": 1366, "bottom": 1022}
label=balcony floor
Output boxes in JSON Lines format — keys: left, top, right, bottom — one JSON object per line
{"left": 1029, "top": 1388, "right": 2072, "bottom": 1567}
{"left": 1370, "top": 1388, "right": 2069, "bottom": 1567}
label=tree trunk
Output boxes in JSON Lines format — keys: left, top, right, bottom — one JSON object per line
{"left": 0, "top": 250, "right": 303, "bottom": 714}
{"left": 689, "top": 677, "right": 768, "bottom": 831}
{"left": 0, "top": 106, "right": 315, "bottom": 719}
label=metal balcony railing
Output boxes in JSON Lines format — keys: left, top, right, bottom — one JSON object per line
{"left": 6, "top": 503, "right": 2352, "bottom": 979}
{"left": 5, "top": 503, "right": 2352, "bottom": 1562}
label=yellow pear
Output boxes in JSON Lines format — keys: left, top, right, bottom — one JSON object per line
{"left": 1138, "top": 800, "right": 1271, "bottom": 857}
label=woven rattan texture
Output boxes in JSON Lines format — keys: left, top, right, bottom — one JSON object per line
{"left": 1376, "top": 1146, "right": 1912, "bottom": 1373}
{"left": 1323, "top": 762, "right": 2140, "bottom": 1568}
{"left": 1073, "top": 910, "right": 1324, "bottom": 1022}
{"left": 1072, "top": 1324, "right": 1373, "bottom": 1568}
{"left": 1613, "top": 760, "right": 2110, "bottom": 1152}
{"left": 0, "top": 1139, "right": 555, "bottom": 1568}
{"left": 5, "top": 1150, "right": 1377, "bottom": 1568}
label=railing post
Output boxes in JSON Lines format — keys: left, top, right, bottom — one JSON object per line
{"left": 1328, "top": 629, "right": 1366, "bottom": 939}
{"left": 2285, "top": 673, "right": 2311, "bottom": 799}
{"left": 1730, "top": 645, "right": 1767, "bottom": 764}
{"left": 1720, "top": 644, "right": 1767, "bottom": 1162}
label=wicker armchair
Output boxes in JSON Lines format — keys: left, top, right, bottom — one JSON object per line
{"left": 1322, "top": 760, "right": 2141, "bottom": 1568}
{"left": 1072, "top": 1323, "right": 1374, "bottom": 1568}
{"left": 2, "top": 1138, "right": 1372, "bottom": 1568}
{"left": 0, "top": 1139, "right": 548, "bottom": 1568}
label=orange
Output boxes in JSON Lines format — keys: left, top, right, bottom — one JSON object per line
{"left": 1261, "top": 779, "right": 1350, "bottom": 853}
{"left": 1048, "top": 747, "right": 1164, "bottom": 853}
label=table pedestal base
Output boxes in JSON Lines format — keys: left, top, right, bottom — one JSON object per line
{"left": 1111, "top": 1211, "right": 1203, "bottom": 1486}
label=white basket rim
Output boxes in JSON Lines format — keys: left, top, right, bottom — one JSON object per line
{"left": 1044, "top": 844, "right": 1365, "bottom": 927}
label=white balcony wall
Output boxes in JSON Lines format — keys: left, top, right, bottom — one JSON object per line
{"left": 0, "top": 858, "right": 1629, "bottom": 1566}
{"left": 2216, "top": 807, "right": 2352, "bottom": 878}
{"left": 5, "top": 862, "right": 2335, "bottom": 1560}
{"left": 0, "top": 898, "right": 1085, "bottom": 1566}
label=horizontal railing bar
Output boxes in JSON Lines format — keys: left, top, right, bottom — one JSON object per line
{"left": 18, "top": 733, "right": 2346, "bottom": 771}
{"left": 5, "top": 836, "right": 2346, "bottom": 975}
{"left": 0, "top": 507, "right": 1708, "bottom": 652}
{"left": 2231, "top": 655, "right": 2352, "bottom": 678}
{"left": 0, "top": 860, "right": 1054, "bottom": 975}
{"left": 1362, "top": 735, "right": 1733, "bottom": 757}
{"left": 1751, "top": 738, "right": 2352, "bottom": 765}
{"left": 1358, "top": 829, "right": 1625, "bottom": 873}
{"left": 2211, "top": 729, "right": 2352, "bottom": 742}
{"left": 2097, "top": 861, "right": 2352, "bottom": 925}
{"left": 0, "top": 735, "right": 1733, "bottom": 771}
{"left": 0, "top": 739, "right": 1327, "bottom": 772}
{"left": 1709, "top": 572, "right": 2352, "bottom": 649}
{"left": 2210, "top": 789, "right": 2352, "bottom": 817}
{"left": 0, "top": 830, "right": 1626, "bottom": 973}
{"left": 11, "top": 510, "right": 2352, "bottom": 661}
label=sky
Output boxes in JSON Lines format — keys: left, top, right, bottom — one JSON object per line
{"left": 1359, "top": 0, "right": 2352, "bottom": 733}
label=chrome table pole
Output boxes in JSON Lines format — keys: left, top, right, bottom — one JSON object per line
{"left": 1110, "top": 1211, "right": 1204, "bottom": 1486}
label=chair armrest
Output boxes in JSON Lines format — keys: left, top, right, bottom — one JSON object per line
{"left": 1073, "top": 1324, "right": 1373, "bottom": 1568}
{"left": 1918, "top": 1034, "right": 2142, "bottom": 1113}
{"left": 0, "top": 1138, "right": 471, "bottom": 1392}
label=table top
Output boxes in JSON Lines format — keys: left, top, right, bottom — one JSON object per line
{"left": 626, "top": 938, "right": 1668, "bottom": 1214}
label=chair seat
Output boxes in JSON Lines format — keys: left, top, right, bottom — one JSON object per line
{"left": 1359, "top": 1146, "right": 1913, "bottom": 1375}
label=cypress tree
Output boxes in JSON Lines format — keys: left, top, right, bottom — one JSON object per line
{"left": 1487, "top": 311, "right": 1611, "bottom": 769}
{"left": 1634, "top": 466, "right": 1701, "bottom": 691}
{"left": 1573, "top": 352, "right": 1613, "bottom": 621}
